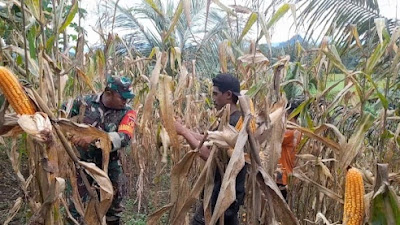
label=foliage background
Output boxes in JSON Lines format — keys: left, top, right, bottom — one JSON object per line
{"left": 0, "top": 0, "right": 399, "bottom": 224}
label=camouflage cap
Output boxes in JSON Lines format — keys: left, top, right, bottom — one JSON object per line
{"left": 106, "top": 76, "right": 135, "bottom": 99}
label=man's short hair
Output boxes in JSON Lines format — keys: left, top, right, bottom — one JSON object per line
{"left": 212, "top": 73, "right": 241, "bottom": 97}
{"left": 288, "top": 96, "right": 305, "bottom": 118}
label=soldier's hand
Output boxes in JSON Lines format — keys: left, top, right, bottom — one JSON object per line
{"left": 71, "top": 135, "right": 95, "bottom": 148}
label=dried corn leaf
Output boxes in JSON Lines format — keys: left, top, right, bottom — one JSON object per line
{"left": 174, "top": 65, "right": 188, "bottom": 105}
{"left": 207, "top": 124, "right": 238, "bottom": 148}
{"left": 0, "top": 124, "right": 24, "bottom": 137}
{"left": 57, "top": 119, "right": 112, "bottom": 173}
{"left": 43, "top": 61, "right": 57, "bottom": 108}
{"left": 147, "top": 204, "right": 174, "bottom": 225}
{"left": 256, "top": 167, "right": 299, "bottom": 224}
{"left": 168, "top": 150, "right": 198, "bottom": 222}
{"left": 388, "top": 27, "right": 400, "bottom": 54}
{"left": 3, "top": 197, "right": 23, "bottom": 225}
{"left": 229, "top": 4, "right": 252, "bottom": 14}
{"left": 170, "top": 147, "right": 217, "bottom": 224}
{"left": 337, "top": 114, "right": 373, "bottom": 174}
{"left": 68, "top": 169, "right": 85, "bottom": 219}
{"left": 374, "top": 18, "right": 386, "bottom": 44}
{"left": 28, "top": 177, "right": 66, "bottom": 224}
{"left": 292, "top": 168, "right": 343, "bottom": 204}
{"left": 77, "top": 68, "right": 96, "bottom": 93}
{"left": 287, "top": 124, "right": 341, "bottom": 152}
{"left": 315, "top": 212, "right": 332, "bottom": 225}
{"left": 160, "top": 126, "right": 170, "bottom": 163}
{"left": 317, "top": 160, "right": 333, "bottom": 180}
{"left": 218, "top": 40, "right": 229, "bottom": 73}
{"left": 157, "top": 74, "right": 179, "bottom": 151}
{"left": 258, "top": 99, "right": 286, "bottom": 176}
{"left": 79, "top": 161, "right": 113, "bottom": 225}
{"left": 238, "top": 52, "right": 270, "bottom": 66}
{"left": 350, "top": 24, "right": 362, "bottom": 49}
{"left": 140, "top": 52, "right": 162, "bottom": 131}
{"left": 209, "top": 117, "right": 248, "bottom": 224}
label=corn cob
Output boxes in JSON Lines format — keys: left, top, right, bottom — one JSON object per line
{"left": 343, "top": 167, "right": 365, "bottom": 225}
{"left": 235, "top": 99, "right": 256, "bottom": 133}
{"left": 0, "top": 67, "right": 36, "bottom": 115}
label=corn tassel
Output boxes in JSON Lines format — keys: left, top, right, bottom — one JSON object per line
{"left": 0, "top": 67, "right": 36, "bottom": 115}
{"left": 343, "top": 167, "right": 365, "bottom": 225}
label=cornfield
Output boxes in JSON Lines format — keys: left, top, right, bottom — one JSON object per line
{"left": 0, "top": 0, "right": 399, "bottom": 224}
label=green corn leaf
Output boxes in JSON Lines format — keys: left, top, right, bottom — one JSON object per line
{"left": 245, "top": 81, "right": 265, "bottom": 98}
{"left": 365, "top": 73, "right": 388, "bottom": 109}
{"left": 145, "top": 0, "right": 165, "bottom": 18}
{"left": 148, "top": 47, "right": 160, "bottom": 59}
{"left": 370, "top": 165, "right": 400, "bottom": 224}
{"left": 266, "top": 3, "right": 290, "bottom": 29}
{"left": 289, "top": 97, "right": 313, "bottom": 120}
{"left": 58, "top": 1, "right": 78, "bottom": 33}
{"left": 25, "top": 0, "right": 40, "bottom": 21}
{"left": 323, "top": 46, "right": 349, "bottom": 75}
{"left": 237, "top": 12, "right": 258, "bottom": 43}
{"left": 366, "top": 41, "right": 389, "bottom": 75}
{"left": 163, "top": 1, "right": 183, "bottom": 42}
{"left": 46, "top": 35, "right": 55, "bottom": 53}
{"left": 27, "top": 26, "right": 37, "bottom": 59}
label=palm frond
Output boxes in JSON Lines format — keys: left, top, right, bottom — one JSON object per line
{"left": 297, "top": 0, "right": 399, "bottom": 44}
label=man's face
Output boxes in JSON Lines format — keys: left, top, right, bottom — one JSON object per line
{"left": 103, "top": 90, "right": 127, "bottom": 109}
{"left": 212, "top": 86, "right": 229, "bottom": 110}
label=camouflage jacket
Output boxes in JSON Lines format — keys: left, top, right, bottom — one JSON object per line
{"left": 65, "top": 93, "right": 136, "bottom": 152}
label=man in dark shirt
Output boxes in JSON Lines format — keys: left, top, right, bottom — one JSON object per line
{"left": 175, "top": 73, "right": 246, "bottom": 225}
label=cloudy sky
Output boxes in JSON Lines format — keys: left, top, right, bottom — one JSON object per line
{"left": 78, "top": 0, "right": 400, "bottom": 45}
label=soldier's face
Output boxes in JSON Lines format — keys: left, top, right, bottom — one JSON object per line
{"left": 103, "top": 90, "right": 127, "bottom": 109}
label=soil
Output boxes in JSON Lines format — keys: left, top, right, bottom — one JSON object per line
{"left": 0, "top": 148, "right": 25, "bottom": 224}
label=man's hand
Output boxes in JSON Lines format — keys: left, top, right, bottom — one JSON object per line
{"left": 71, "top": 135, "right": 95, "bottom": 148}
{"left": 174, "top": 120, "right": 186, "bottom": 135}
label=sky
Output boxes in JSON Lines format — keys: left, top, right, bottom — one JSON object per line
{"left": 78, "top": 0, "right": 400, "bottom": 46}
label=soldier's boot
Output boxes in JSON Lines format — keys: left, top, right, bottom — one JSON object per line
{"left": 106, "top": 218, "right": 120, "bottom": 225}
{"left": 106, "top": 207, "right": 122, "bottom": 225}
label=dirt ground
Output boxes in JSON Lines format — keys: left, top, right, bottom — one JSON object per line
{"left": 0, "top": 148, "right": 26, "bottom": 224}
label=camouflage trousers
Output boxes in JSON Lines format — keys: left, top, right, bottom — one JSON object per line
{"left": 68, "top": 150, "right": 124, "bottom": 224}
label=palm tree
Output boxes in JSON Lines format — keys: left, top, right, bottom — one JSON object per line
{"left": 108, "top": 0, "right": 234, "bottom": 77}
{"left": 297, "top": 0, "right": 399, "bottom": 45}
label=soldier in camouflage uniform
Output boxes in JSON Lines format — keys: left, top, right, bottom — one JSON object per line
{"left": 66, "top": 76, "right": 136, "bottom": 225}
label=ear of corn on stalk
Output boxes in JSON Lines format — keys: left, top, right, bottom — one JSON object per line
{"left": 343, "top": 167, "right": 365, "bottom": 225}
{"left": 0, "top": 67, "right": 36, "bottom": 115}
{"left": 18, "top": 112, "right": 52, "bottom": 142}
{"left": 235, "top": 99, "right": 257, "bottom": 133}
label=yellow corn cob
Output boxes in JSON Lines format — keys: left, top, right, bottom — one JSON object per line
{"left": 249, "top": 99, "right": 257, "bottom": 133}
{"left": 0, "top": 67, "right": 36, "bottom": 115}
{"left": 235, "top": 116, "right": 243, "bottom": 131}
{"left": 343, "top": 167, "right": 365, "bottom": 225}
{"left": 235, "top": 99, "right": 256, "bottom": 133}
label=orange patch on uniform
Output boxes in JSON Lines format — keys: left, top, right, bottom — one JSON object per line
{"left": 118, "top": 110, "right": 137, "bottom": 138}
